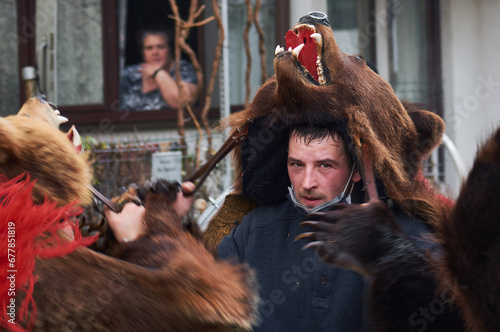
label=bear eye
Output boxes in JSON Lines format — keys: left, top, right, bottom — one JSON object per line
{"left": 355, "top": 55, "right": 364, "bottom": 61}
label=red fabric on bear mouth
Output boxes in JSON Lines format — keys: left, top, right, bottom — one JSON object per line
{"left": 285, "top": 28, "right": 319, "bottom": 81}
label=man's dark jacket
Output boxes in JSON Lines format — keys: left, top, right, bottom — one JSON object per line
{"left": 217, "top": 195, "right": 437, "bottom": 331}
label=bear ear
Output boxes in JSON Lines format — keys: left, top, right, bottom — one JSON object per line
{"left": 403, "top": 101, "right": 445, "bottom": 162}
{"left": 0, "top": 117, "right": 16, "bottom": 165}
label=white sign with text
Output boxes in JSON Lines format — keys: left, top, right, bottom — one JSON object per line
{"left": 151, "top": 151, "right": 182, "bottom": 182}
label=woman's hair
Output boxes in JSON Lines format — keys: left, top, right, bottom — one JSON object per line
{"left": 138, "top": 29, "right": 170, "bottom": 49}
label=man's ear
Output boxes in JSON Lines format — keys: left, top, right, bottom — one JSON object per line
{"left": 352, "top": 167, "right": 362, "bottom": 183}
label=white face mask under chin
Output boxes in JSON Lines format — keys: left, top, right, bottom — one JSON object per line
{"left": 288, "top": 164, "right": 356, "bottom": 213}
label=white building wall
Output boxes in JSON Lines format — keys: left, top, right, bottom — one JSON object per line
{"left": 441, "top": 0, "right": 500, "bottom": 195}
{"left": 290, "top": 0, "right": 327, "bottom": 24}
{"left": 374, "top": 0, "right": 390, "bottom": 81}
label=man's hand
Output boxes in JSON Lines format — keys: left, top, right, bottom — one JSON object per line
{"left": 174, "top": 181, "right": 195, "bottom": 218}
{"left": 105, "top": 203, "right": 146, "bottom": 243}
{"left": 104, "top": 181, "right": 195, "bottom": 243}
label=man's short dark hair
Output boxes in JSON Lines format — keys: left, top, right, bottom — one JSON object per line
{"left": 289, "top": 124, "right": 353, "bottom": 165}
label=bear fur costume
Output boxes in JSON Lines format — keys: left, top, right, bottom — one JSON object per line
{"left": 0, "top": 97, "right": 92, "bottom": 207}
{"left": 221, "top": 13, "right": 446, "bottom": 224}
{"left": 16, "top": 96, "right": 68, "bottom": 130}
{"left": 433, "top": 127, "right": 500, "bottom": 332}
{"left": 204, "top": 11, "right": 499, "bottom": 332}
{"left": 0, "top": 98, "right": 258, "bottom": 331}
{"left": 301, "top": 126, "right": 500, "bottom": 332}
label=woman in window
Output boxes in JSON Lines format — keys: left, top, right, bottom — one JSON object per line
{"left": 120, "top": 29, "right": 198, "bottom": 110}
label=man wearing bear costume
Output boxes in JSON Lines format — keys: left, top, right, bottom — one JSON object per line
{"left": 216, "top": 124, "right": 464, "bottom": 331}
{"left": 200, "top": 11, "right": 465, "bottom": 330}
{"left": 111, "top": 122, "right": 464, "bottom": 331}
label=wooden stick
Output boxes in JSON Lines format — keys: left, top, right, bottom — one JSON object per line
{"left": 360, "top": 144, "right": 379, "bottom": 203}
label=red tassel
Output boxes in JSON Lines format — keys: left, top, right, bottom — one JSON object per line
{"left": 416, "top": 171, "right": 454, "bottom": 208}
{"left": 0, "top": 174, "right": 97, "bottom": 331}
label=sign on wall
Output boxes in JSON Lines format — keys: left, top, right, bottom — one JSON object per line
{"left": 151, "top": 151, "right": 182, "bottom": 183}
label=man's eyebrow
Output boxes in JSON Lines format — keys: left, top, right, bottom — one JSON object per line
{"left": 287, "top": 157, "right": 302, "bottom": 163}
{"left": 317, "top": 158, "right": 340, "bottom": 167}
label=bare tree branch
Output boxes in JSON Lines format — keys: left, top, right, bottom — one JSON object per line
{"left": 168, "top": 0, "right": 215, "bottom": 168}
{"left": 168, "top": 15, "right": 215, "bottom": 28}
{"left": 243, "top": 0, "right": 253, "bottom": 108}
{"left": 186, "top": 104, "right": 204, "bottom": 168}
{"left": 253, "top": 0, "right": 268, "bottom": 83}
{"left": 200, "top": 0, "right": 225, "bottom": 151}
{"left": 168, "top": 0, "right": 187, "bottom": 167}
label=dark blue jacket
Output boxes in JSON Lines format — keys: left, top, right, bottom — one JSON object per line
{"left": 217, "top": 196, "right": 434, "bottom": 332}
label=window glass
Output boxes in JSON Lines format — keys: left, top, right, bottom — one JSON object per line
{"left": 0, "top": 0, "right": 20, "bottom": 116}
{"left": 227, "top": 0, "right": 276, "bottom": 105}
{"left": 388, "top": 0, "right": 429, "bottom": 104}
{"left": 36, "top": 0, "right": 104, "bottom": 105}
{"left": 56, "top": 0, "right": 104, "bottom": 105}
{"left": 329, "top": 0, "right": 358, "bottom": 30}
{"left": 117, "top": 0, "right": 198, "bottom": 111}
{"left": 327, "top": 0, "right": 374, "bottom": 63}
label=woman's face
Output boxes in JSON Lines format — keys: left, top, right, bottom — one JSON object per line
{"left": 142, "top": 34, "right": 169, "bottom": 68}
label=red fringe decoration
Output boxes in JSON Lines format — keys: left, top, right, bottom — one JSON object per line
{"left": 0, "top": 174, "right": 98, "bottom": 331}
{"left": 416, "top": 171, "right": 455, "bottom": 208}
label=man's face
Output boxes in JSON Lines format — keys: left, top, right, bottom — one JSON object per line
{"left": 287, "top": 134, "right": 361, "bottom": 209}
{"left": 143, "top": 34, "right": 169, "bottom": 68}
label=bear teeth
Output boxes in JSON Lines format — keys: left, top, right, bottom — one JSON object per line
{"left": 317, "top": 56, "right": 326, "bottom": 85}
{"left": 310, "top": 33, "right": 322, "bottom": 46}
{"left": 291, "top": 44, "right": 304, "bottom": 58}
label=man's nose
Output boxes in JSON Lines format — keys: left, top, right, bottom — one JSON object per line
{"left": 302, "top": 167, "right": 317, "bottom": 190}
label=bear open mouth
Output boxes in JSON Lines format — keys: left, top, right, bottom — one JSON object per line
{"left": 275, "top": 24, "right": 325, "bottom": 85}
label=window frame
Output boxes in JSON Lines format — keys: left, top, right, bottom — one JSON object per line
{"left": 52, "top": 0, "right": 122, "bottom": 124}
{"left": 17, "top": 0, "right": 36, "bottom": 108}
{"left": 17, "top": 0, "right": 290, "bottom": 126}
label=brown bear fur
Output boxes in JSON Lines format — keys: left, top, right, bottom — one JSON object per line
{"left": 0, "top": 112, "right": 92, "bottom": 207}
{"left": 25, "top": 179, "right": 259, "bottom": 331}
{"left": 31, "top": 238, "right": 258, "bottom": 331}
{"left": 298, "top": 200, "right": 465, "bottom": 331}
{"left": 1, "top": 98, "right": 258, "bottom": 331}
{"left": 301, "top": 127, "right": 500, "bottom": 331}
{"left": 433, "top": 127, "right": 500, "bottom": 332}
{"left": 17, "top": 96, "right": 65, "bottom": 129}
{"left": 106, "top": 181, "right": 202, "bottom": 267}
